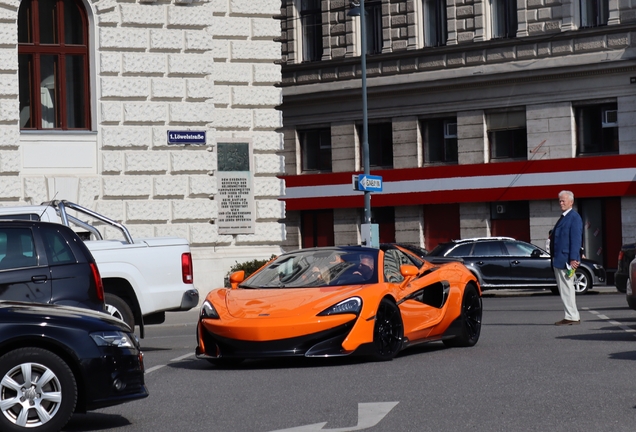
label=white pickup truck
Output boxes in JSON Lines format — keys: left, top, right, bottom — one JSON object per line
{"left": 0, "top": 200, "right": 199, "bottom": 337}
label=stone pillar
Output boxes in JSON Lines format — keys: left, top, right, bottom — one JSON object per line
{"left": 457, "top": 110, "right": 486, "bottom": 164}
{"left": 460, "top": 202, "right": 490, "bottom": 238}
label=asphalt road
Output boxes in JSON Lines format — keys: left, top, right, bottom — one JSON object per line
{"left": 62, "top": 286, "right": 636, "bottom": 432}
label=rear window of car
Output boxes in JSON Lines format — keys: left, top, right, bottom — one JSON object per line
{"left": 472, "top": 242, "right": 503, "bottom": 256}
{"left": 503, "top": 241, "right": 535, "bottom": 257}
{"left": 42, "top": 229, "right": 76, "bottom": 265}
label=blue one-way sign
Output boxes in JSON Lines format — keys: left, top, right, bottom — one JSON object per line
{"left": 357, "top": 174, "right": 383, "bottom": 192}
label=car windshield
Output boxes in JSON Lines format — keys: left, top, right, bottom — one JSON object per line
{"left": 240, "top": 249, "right": 379, "bottom": 288}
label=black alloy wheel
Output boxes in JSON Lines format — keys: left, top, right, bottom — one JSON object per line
{"left": 444, "top": 284, "right": 482, "bottom": 347}
{"left": 371, "top": 298, "right": 403, "bottom": 361}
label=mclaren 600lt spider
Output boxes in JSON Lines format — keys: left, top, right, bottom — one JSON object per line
{"left": 196, "top": 245, "right": 482, "bottom": 365}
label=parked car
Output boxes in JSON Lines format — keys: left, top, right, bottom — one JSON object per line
{"left": 0, "top": 301, "right": 147, "bottom": 432}
{"left": 625, "top": 256, "right": 636, "bottom": 309}
{"left": 0, "top": 200, "right": 199, "bottom": 337}
{"left": 0, "top": 220, "right": 105, "bottom": 312}
{"left": 196, "top": 244, "right": 481, "bottom": 365}
{"left": 427, "top": 237, "right": 606, "bottom": 294}
{"left": 614, "top": 242, "right": 635, "bottom": 293}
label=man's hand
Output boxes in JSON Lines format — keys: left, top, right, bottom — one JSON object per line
{"left": 570, "top": 260, "right": 580, "bottom": 269}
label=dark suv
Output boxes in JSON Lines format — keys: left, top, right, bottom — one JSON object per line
{"left": 0, "top": 221, "right": 104, "bottom": 311}
{"left": 428, "top": 237, "right": 606, "bottom": 294}
{"left": 614, "top": 242, "right": 635, "bottom": 293}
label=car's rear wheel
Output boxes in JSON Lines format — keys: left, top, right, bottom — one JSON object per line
{"left": 370, "top": 298, "right": 403, "bottom": 361}
{"left": 0, "top": 348, "right": 77, "bottom": 432}
{"left": 444, "top": 284, "right": 482, "bottom": 348}
{"left": 573, "top": 269, "right": 591, "bottom": 294}
{"left": 105, "top": 293, "right": 135, "bottom": 329}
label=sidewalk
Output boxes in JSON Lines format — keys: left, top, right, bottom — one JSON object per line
{"left": 481, "top": 284, "right": 620, "bottom": 297}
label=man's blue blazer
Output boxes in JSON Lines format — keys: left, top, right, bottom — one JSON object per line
{"left": 552, "top": 210, "right": 583, "bottom": 269}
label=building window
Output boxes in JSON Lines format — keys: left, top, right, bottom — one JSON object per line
{"left": 487, "top": 111, "right": 527, "bottom": 160}
{"left": 300, "top": 0, "right": 323, "bottom": 62}
{"left": 299, "top": 128, "right": 332, "bottom": 172}
{"left": 18, "top": 0, "right": 90, "bottom": 130}
{"left": 580, "top": 0, "right": 608, "bottom": 27}
{"left": 422, "top": 118, "right": 457, "bottom": 163}
{"left": 423, "top": 0, "right": 447, "bottom": 47}
{"left": 491, "top": 0, "right": 517, "bottom": 38}
{"left": 365, "top": 0, "right": 383, "bottom": 54}
{"left": 301, "top": 210, "right": 334, "bottom": 247}
{"left": 576, "top": 103, "right": 618, "bottom": 155}
{"left": 358, "top": 123, "right": 393, "bottom": 169}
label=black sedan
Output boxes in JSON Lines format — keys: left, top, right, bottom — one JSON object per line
{"left": 428, "top": 237, "right": 606, "bottom": 294}
{"left": 0, "top": 301, "right": 147, "bottom": 432}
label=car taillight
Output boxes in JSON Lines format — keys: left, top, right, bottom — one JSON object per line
{"left": 90, "top": 262, "right": 105, "bottom": 303}
{"left": 618, "top": 251, "right": 624, "bottom": 261}
{"left": 182, "top": 253, "right": 193, "bottom": 284}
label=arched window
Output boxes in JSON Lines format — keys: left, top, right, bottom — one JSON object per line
{"left": 18, "top": 0, "right": 90, "bottom": 130}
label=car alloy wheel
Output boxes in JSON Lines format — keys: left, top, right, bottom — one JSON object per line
{"left": 573, "top": 269, "right": 591, "bottom": 294}
{"left": 0, "top": 348, "right": 77, "bottom": 432}
{"left": 371, "top": 298, "right": 403, "bottom": 361}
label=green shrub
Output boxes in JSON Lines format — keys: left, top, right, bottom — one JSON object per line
{"left": 224, "top": 254, "right": 277, "bottom": 287}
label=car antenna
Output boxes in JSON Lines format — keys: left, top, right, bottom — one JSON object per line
{"left": 39, "top": 191, "right": 58, "bottom": 220}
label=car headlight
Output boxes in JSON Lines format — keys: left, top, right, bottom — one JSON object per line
{"left": 200, "top": 300, "right": 220, "bottom": 319}
{"left": 318, "top": 297, "right": 362, "bottom": 316}
{"left": 90, "top": 331, "right": 134, "bottom": 348}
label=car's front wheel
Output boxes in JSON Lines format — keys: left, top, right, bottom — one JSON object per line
{"left": 0, "top": 348, "right": 77, "bottom": 432}
{"left": 370, "top": 298, "right": 403, "bottom": 361}
{"left": 573, "top": 269, "right": 591, "bottom": 294}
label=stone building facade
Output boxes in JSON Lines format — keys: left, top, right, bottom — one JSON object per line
{"left": 0, "top": 0, "right": 284, "bottom": 292}
{"left": 277, "top": 0, "right": 636, "bottom": 276}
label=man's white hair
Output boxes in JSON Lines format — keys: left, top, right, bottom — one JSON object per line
{"left": 558, "top": 190, "right": 574, "bottom": 201}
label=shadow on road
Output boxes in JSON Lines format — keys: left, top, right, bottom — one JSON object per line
{"left": 63, "top": 412, "right": 131, "bottom": 431}
{"left": 609, "top": 350, "right": 636, "bottom": 361}
{"left": 557, "top": 331, "right": 636, "bottom": 343}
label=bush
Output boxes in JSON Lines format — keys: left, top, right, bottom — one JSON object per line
{"left": 224, "top": 255, "right": 277, "bottom": 287}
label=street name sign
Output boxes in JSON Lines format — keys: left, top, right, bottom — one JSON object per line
{"left": 357, "top": 174, "right": 383, "bottom": 192}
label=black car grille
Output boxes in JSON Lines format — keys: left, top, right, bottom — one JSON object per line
{"left": 202, "top": 320, "right": 356, "bottom": 358}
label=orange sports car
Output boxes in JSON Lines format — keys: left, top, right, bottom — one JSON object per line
{"left": 196, "top": 245, "right": 482, "bottom": 365}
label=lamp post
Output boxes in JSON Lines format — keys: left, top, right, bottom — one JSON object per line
{"left": 348, "top": 1, "right": 373, "bottom": 245}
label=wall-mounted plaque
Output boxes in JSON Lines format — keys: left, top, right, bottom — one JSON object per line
{"left": 216, "top": 141, "right": 255, "bottom": 235}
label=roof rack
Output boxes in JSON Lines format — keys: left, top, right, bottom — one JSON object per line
{"left": 452, "top": 237, "right": 515, "bottom": 243}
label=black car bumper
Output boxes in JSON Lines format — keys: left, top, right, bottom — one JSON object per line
{"left": 196, "top": 320, "right": 357, "bottom": 359}
{"left": 79, "top": 350, "right": 148, "bottom": 412}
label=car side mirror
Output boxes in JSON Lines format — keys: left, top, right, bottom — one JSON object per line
{"left": 398, "top": 264, "right": 419, "bottom": 288}
{"left": 229, "top": 270, "right": 245, "bottom": 289}
{"left": 531, "top": 250, "right": 542, "bottom": 258}
{"left": 400, "top": 264, "right": 418, "bottom": 277}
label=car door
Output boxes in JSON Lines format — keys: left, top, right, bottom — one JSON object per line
{"left": 0, "top": 226, "right": 53, "bottom": 303}
{"left": 38, "top": 224, "right": 100, "bottom": 309}
{"left": 469, "top": 241, "right": 510, "bottom": 286}
{"left": 503, "top": 240, "right": 554, "bottom": 287}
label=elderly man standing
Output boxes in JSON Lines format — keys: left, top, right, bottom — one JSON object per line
{"left": 550, "top": 190, "right": 583, "bottom": 325}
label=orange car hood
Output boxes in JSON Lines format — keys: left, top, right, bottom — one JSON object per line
{"left": 224, "top": 286, "right": 365, "bottom": 319}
